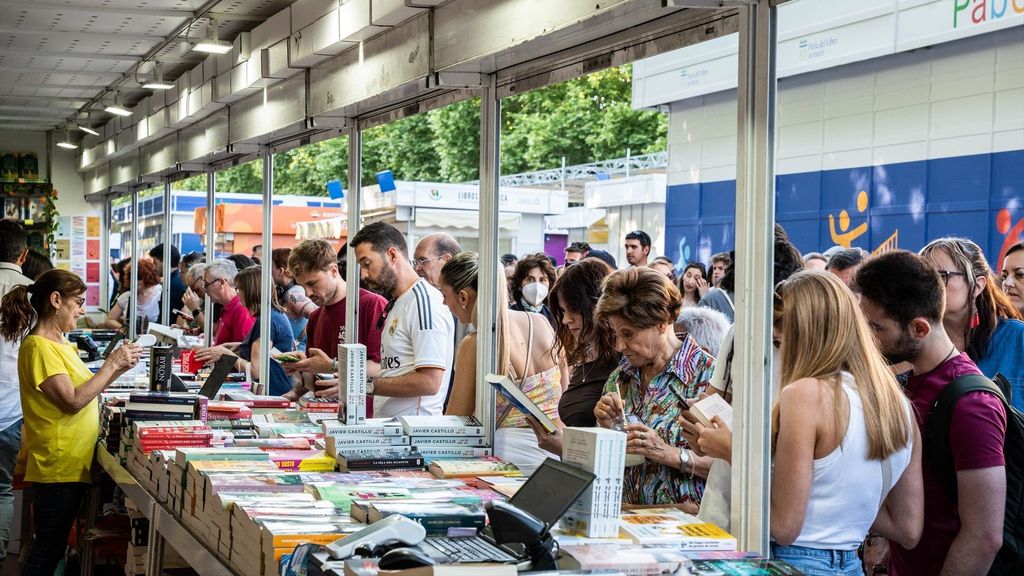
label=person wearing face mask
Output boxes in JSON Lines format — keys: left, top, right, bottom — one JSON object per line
{"left": 509, "top": 253, "right": 557, "bottom": 328}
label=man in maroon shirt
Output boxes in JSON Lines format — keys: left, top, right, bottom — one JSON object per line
{"left": 857, "top": 251, "right": 1006, "bottom": 576}
{"left": 280, "top": 240, "right": 387, "bottom": 401}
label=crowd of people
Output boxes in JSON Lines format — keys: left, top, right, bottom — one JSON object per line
{"left": 0, "top": 214, "right": 1021, "bottom": 575}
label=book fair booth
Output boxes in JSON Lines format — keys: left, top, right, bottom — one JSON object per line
{"left": 0, "top": 0, "right": 894, "bottom": 574}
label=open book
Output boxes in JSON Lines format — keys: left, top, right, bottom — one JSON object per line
{"left": 485, "top": 373, "right": 558, "bottom": 434}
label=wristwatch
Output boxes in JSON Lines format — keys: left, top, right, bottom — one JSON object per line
{"left": 366, "top": 378, "right": 374, "bottom": 394}
{"left": 678, "top": 447, "right": 691, "bottom": 472}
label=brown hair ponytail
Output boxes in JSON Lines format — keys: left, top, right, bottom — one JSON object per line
{"left": 0, "top": 269, "right": 86, "bottom": 342}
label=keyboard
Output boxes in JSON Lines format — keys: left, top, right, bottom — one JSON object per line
{"left": 420, "top": 536, "right": 519, "bottom": 563}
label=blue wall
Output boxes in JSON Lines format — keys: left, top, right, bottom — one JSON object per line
{"left": 666, "top": 149, "right": 1024, "bottom": 271}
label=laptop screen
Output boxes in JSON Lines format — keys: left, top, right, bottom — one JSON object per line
{"left": 507, "top": 458, "right": 595, "bottom": 526}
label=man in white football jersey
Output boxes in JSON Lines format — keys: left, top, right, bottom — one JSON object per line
{"left": 351, "top": 222, "right": 455, "bottom": 417}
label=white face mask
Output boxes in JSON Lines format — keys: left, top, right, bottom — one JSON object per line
{"left": 522, "top": 282, "right": 549, "bottom": 306}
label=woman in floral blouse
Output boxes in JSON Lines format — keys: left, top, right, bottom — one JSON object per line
{"left": 594, "top": 267, "right": 716, "bottom": 506}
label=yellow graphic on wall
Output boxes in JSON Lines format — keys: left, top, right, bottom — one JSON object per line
{"left": 829, "top": 190, "right": 869, "bottom": 247}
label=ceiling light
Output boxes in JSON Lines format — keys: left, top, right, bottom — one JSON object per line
{"left": 57, "top": 127, "right": 78, "bottom": 150}
{"left": 191, "top": 17, "right": 232, "bottom": 54}
{"left": 77, "top": 125, "right": 100, "bottom": 136}
{"left": 142, "top": 61, "right": 175, "bottom": 90}
{"left": 104, "top": 91, "right": 132, "bottom": 116}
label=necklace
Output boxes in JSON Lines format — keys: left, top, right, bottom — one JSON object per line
{"left": 906, "top": 345, "right": 958, "bottom": 399}
{"left": 571, "top": 346, "right": 595, "bottom": 385}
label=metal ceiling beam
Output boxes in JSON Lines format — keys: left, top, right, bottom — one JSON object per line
{"left": 1, "top": 48, "right": 146, "bottom": 62}
{"left": 0, "top": 25, "right": 158, "bottom": 43}
{"left": 0, "top": 66, "right": 121, "bottom": 78}
{"left": 6, "top": 83, "right": 147, "bottom": 92}
{"left": 0, "top": 0, "right": 193, "bottom": 18}
{"left": 0, "top": 95, "right": 88, "bottom": 102}
{"left": 0, "top": 104, "right": 81, "bottom": 113}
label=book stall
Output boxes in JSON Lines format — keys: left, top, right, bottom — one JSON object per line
{"left": 72, "top": 331, "right": 797, "bottom": 576}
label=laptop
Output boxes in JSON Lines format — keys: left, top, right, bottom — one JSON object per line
{"left": 418, "top": 457, "right": 596, "bottom": 565}
{"left": 198, "top": 354, "right": 237, "bottom": 399}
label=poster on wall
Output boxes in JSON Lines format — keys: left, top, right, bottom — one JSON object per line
{"left": 53, "top": 215, "right": 103, "bottom": 309}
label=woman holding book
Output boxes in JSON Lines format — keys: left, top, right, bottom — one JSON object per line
{"left": 593, "top": 267, "right": 715, "bottom": 506}
{"left": 525, "top": 258, "right": 619, "bottom": 455}
{"left": 0, "top": 269, "right": 142, "bottom": 575}
{"left": 767, "top": 271, "right": 922, "bottom": 574}
{"left": 439, "top": 252, "right": 566, "bottom": 475}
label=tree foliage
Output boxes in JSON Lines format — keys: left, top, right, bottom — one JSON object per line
{"left": 172, "top": 64, "right": 665, "bottom": 195}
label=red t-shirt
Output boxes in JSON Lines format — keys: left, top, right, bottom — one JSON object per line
{"left": 889, "top": 353, "right": 1006, "bottom": 576}
{"left": 214, "top": 295, "right": 255, "bottom": 345}
{"left": 306, "top": 288, "right": 387, "bottom": 363}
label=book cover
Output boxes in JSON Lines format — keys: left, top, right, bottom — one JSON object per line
{"left": 268, "top": 449, "right": 337, "bottom": 472}
{"left": 337, "top": 450, "right": 424, "bottom": 471}
{"left": 560, "top": 544, "right": 692, "bottom": 574}
{"left": 366, "top": 501, "right": 487, "bottom": 535}
{"left": 339, "top": 343, "right": 367, "bottom": 425}
{"left": 689, "top": 560, "right": 802, "bottom": 575}
{"left": 314, "top": 485, "right": 412, "bottom": 510}
{"left": 399, "top": 415, "right": 485, "bottom": 437}
{"left": 485, "top": 373, "right": 557, "bottom": 433}
{"left": 619, "top": 513, "right": 737, "bottom": 550}
{"left": 427, "top": 457, "right": 520, "bottom": 479}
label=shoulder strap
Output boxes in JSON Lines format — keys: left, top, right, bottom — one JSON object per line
{"left": 926, "top": 373, "right": 1009, "bottom": 499}
{"left": 721, "top": 290, "right": 735, "bottom": 315}
{"left": 523, "top": 312, "right": 536, "bottom": 379}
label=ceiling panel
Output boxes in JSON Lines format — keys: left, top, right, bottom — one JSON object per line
{"left": 0, "top": 0, "right": 298, "bottom": 135}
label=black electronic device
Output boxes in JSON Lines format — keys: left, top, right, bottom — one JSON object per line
{"left": 506, "top": 457, "right": 595, "bottom": 528}
{"left": 100, "top": 331, "right": 126, "bottom": 359}
{"left": 377, "top": 547, "right": 436, "bottom": 570}
{"left": 76, "top": 334, "right": 101, "bottom": 362}
{"left": 198, "top": 354, "right": 236, "bottom": 399}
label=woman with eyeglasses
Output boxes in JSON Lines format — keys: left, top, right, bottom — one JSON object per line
{"left": 439, "top": 252, "right": 566, "bottom": 475}
{"left": 103, "top": 258, "right": 163, "bottom": 330}
{"left": 920, "top": 237, "right": 1024, "bottom": 410}
{"left": 0, "top": 270, "right": 142, "bottom": 575}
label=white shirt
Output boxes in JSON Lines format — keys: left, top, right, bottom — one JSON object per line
{"left": 791, "top": 373, "right": 914, "bottom": 550}
{"left": 116, "top": 284, "right": 162, "bottom": 323}
{"left": 0, "top": 262, "right": 31, "bottom": 430}
{"left": 374, "top": 279, "right": 454, "bottom": 418}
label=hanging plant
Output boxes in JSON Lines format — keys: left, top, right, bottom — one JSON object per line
{"left": 40, "top": 188, "right": 60, "bottom": 251}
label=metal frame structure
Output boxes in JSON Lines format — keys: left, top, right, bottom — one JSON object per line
{"left": 101, "top": 1, "right": 780, "bottom": 564}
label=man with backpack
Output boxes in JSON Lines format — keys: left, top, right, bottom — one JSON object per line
{"left": 857, "top": 251, "right": 1008, "bottom": 575}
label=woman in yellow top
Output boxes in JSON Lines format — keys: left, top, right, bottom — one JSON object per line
{"left": 439, "top": 252, "right": 567, "bottom": 475}
{"left": 0, "top": 269, "right": 141, "bottom": 576}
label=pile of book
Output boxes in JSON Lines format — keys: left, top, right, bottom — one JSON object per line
{"left": 400, "top": 415, "right": 494, "bottom": 460}
{"left": 222, "top": 392, "right": 292, "bottom": 409}
{"left": 204, "top": 400, "right": 256, "bottom": 441}
{"left": 125, "top": 391, "right": 199, "bottom": 422}
{"left": 101, "top": 404, "right": 126, "bottom": 459}
{"left": 561, "top": 427, "right": 626, "bottom": 538}
{"left": 322, "top": 418, "right": 421, "bottom": 472}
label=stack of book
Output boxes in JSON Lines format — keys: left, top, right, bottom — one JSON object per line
{"left": 125, "top": 391, "right": 199, "bottom": 422}
{"left": 322, "top": 418, "right": 422, "bottom": 472}
{"left": 338, "top": 343, "right": 367, "bottom": 424}
{"left": 561, "top": 427, "right": 626, "bottom": 537}
{"left": 223, "top": 392, "right": 293, "bottom": 409}
{"left": 204, "top": 401, "right": 255, "bottom": 437}
{"left": 618, "top": 507, "right": 737, "bottom": 550}
{"left": 101, "top": 404, "right": 126, "bottom": 459}
{"left": 427, "top": 456, "right": 521, "bottom": 480}
{"left": 298, "top": 396, "right": 340, "bottom": 415}
{"left": 399, "top": 415, "right": 493, "bottom": 460}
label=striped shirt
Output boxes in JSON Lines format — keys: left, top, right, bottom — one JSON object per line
{"left": 603, "top": 333, "right": 715, "bottom": 505}
{"left": 374, "top": 279, "right": 454, "bottom": 417}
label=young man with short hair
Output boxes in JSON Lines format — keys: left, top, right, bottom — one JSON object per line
{"left": 0, "top": 220, "right": 30, "bottom": 563}
{"left": 283, "top": 240, "right": 387, "bottom": 400}
{"left": 857, "top": 251, "right": 1006, "bottom": 576}
{"left": 149, "top": 243, "right": 187, "bottom": 316}
{"left": 351, "top": 222, "right": 454, "bottom": 417}
{"left": 624, "top": 230, "right": 652, "bottom": 268}
{"left": 709, "top": 252, "right": 731, "bottom": 285}
{"left": 564, "top": 241, "right": 590, "bottom": 266}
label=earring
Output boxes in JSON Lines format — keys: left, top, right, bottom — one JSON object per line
{"left": 970, "top": 310, "right": 980, "bottom": 330}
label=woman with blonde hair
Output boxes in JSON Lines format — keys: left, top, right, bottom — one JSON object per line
{"left": 770, "top": 271, "right": 922, "bottom": 574}
{"left": 439, "top": 252, "right": 566, "bottom": 474}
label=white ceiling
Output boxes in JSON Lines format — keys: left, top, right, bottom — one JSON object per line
{"left": 0, "top": 0, "right": 296, "bottom": 134}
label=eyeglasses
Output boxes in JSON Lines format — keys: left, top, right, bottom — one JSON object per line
{"left": 203, "top": 277, "right": 225, "bottom": 290}
{"left": 411, "top": 255, "right": 443, "bottom": 269}
{"left": 936, "top": 270, "right": 966, "bottom": 286}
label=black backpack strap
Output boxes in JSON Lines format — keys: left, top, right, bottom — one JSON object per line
{"left": 924, "top": 373, "right": 1009, "bottom": 500}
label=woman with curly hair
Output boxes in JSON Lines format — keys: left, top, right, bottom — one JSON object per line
{"left": 509, "top": 253, "right": 557, "bottom": 327}
{"left": 104, "top": 257, "right": 163, "bottom": 330}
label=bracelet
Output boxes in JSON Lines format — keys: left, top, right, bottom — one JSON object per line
{"left": 688, "top": 450, "right": 696, "bottom": 476}
{"left": 330, "top": 358, "right": 339, "bottom": 373}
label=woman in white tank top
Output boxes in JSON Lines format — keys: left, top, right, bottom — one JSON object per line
{"left": 771, "top": 271, "right": 923, "bottom": 576}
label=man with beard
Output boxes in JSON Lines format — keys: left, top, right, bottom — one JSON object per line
{"left": 281, "top": 240, "right": 387, "bottom": 401}
{"left": 351, "top": 222, "right": 454, "bottom": 418}
{"left": 857, "top": 251, "right": 1005, "bottom": 576}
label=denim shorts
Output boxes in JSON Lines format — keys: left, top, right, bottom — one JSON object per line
{"left": 770, "top": 543, "right": 864, "bottom": 576}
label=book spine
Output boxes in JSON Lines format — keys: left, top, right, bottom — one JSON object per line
{"left": 321, "top": 426, "right": 403, "bottom": 437}
{"left": 330, "top": 435, "right": 411, "bottom": 447}
{"left": 417, "top": 447, "right": 493, "bottom": 458}
{"left": 195, "top": 396, "right": 208, "bottom": 422}
{"left": 339, "top": 343, "right": 367, "bottom": 425}
{"left": 370, "top": 511, "right": 485, "bottom": 536}
{"left": 125, "top": 403, "right": 197, "bottom": 413}
{"left": 403, "top": 426, "right": 485, "bottom": 437}
{"left": 410, "top": 436, "right": 488, "bottom": 447}
{"left": 126, "top": 411, "right": 198, "bottom": 421}
{"left": 127, "top": 394, "right": 199, "bottom": 405}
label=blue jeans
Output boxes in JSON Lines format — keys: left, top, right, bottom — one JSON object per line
{"left": 0, "top": 418, "right": 21, "bottom": 562}
{"left": 22, "top": 482, "right": 88, "bottom": 576}
{"left": 771, "top": 543, "right": 864, "bottom": 576}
